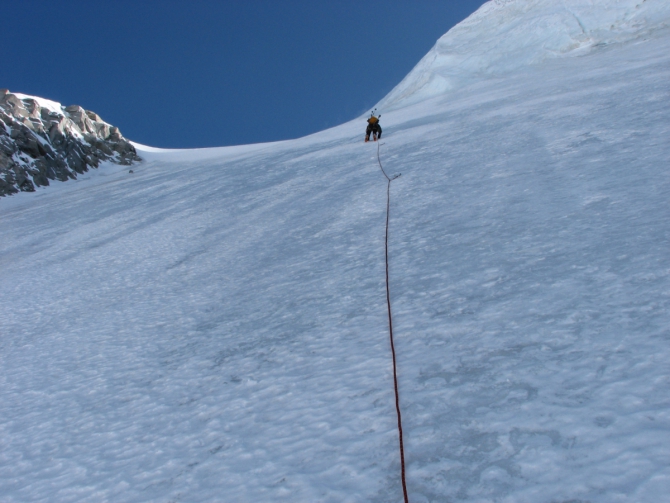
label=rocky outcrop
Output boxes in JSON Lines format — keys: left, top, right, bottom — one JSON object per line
{"left": 0, "top": 89, "right": 141, "bottom": 196}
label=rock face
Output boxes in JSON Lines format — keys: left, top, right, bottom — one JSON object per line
{"left": 0, "top": 89, "right": 141, "bottom": 196}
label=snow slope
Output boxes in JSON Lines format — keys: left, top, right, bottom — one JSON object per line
{"left": 379, "top": 0, "right": 670, "bottom": 110}
{"left": 1, "top": 1, "right": 669, "bottom": 502}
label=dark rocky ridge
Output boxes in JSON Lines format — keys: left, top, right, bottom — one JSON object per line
{"left": 0, "top": 89, "right": 141, "bottom": 196}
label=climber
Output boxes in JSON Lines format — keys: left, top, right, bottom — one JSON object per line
{"left": 365, "top": 112, "right": 382, "bottom": 142}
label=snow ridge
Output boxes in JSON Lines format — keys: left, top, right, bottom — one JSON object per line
{"left": 378, "top": 0, "right": 670, "bottom": 110}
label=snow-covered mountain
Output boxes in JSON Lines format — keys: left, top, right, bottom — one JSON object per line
{"left": 0, "top": 90, "right": 140, "bottom": 196}
{"left": 379, "top": 0, "right": 670, "bottom": 109}
{"left": 1, "top": 1, "right": 669, "bottom": 502}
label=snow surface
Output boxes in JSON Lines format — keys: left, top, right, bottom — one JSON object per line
{"left": 1, "top": 1, "right": 670, "bottom": 502}
{"left": 11, "top": 93, "right": 65, "bottom": 116}
{"left": 379, "top": 0, "right": 670, "bottom": 110}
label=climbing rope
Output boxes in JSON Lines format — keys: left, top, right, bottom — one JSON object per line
{"left": 376, "top": 142, "right": 408, "bottom": 503}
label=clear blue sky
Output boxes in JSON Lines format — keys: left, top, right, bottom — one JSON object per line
{"left": 4, "top": 1, "right": 486, "bottom": 148}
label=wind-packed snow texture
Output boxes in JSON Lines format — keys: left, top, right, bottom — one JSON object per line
{"left": 1, "top": 1, "right": 669, "bottom": 502}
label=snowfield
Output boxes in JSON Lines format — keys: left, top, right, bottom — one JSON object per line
{"left": 1, "top": 1, "right": 669, "bottom": 502}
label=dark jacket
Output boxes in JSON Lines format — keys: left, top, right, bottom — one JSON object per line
{"left": 366, "top": 121, "right": 382, "bottom": 136}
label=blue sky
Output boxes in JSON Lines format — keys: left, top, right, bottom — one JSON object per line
{"left": 4, "top": 1, "right": 486, "bottom": 148}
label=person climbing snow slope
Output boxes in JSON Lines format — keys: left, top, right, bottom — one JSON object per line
{"left": 365, "top": 113, "right": 382, "bottom": 142}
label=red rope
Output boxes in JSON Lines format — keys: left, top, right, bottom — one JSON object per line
{"left": 376, "top": 142, "right": 409, "bottom": 503}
